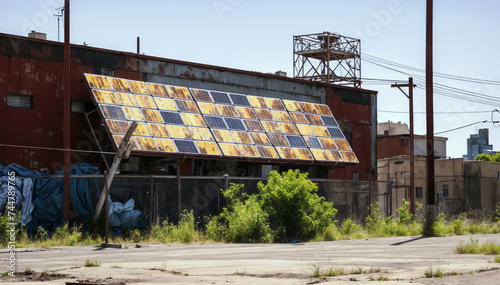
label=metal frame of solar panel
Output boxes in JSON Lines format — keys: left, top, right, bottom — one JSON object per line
{"left": 84, "top": 73, "right": 358, "bottom": 165}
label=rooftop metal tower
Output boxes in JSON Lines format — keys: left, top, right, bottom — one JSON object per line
{"left": 293, "top": 32, "right": 361, "bottom": 88}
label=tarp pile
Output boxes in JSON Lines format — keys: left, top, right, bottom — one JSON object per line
{"left": 0, "top": 163, "right": 145, "bottom": 235}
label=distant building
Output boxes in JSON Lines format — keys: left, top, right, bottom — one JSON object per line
{"left": 464, "top": 128, "right": 493, "bottom": 161}
{"left": 377, "top": 122, "right": 448, "bottom": 160}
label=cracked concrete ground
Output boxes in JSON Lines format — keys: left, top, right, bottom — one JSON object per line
{"left": 1, "top": 234, "right": 499, "bottom": 284}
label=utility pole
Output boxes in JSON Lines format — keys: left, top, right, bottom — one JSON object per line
{"left": 54, "top": 7, "right": 64, "bottom": 42}
{"left": 63, "top": 0, "right": 70, "bottom": 222}
{"left": 391, "top": 77, "right": 416, "bottom": 214}
{"left": 426, "top": 0, "right": 435, "bottom": 216}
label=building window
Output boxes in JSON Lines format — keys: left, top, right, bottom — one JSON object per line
{"left": 442, "top": 185, "right": 449, "bottom": 198}
{"left": 6, "top": 94, "right": 34, "bottom": 109}
{"left": 352, "top": 171, "right": 359, "bottom": 180}
{"left": 416, "top": 187, "right": 422, "bottom": 198}
{"left": 71, "top": 100, "right": 86, "bottom": 114}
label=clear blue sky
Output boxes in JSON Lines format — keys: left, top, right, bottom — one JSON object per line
{"left": 2, "top": 0, "right": 500, "bottom": 158}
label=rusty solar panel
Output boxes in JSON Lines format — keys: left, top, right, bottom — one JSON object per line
{"left": 85, "top": 73, "right": 358, "bottom": 164}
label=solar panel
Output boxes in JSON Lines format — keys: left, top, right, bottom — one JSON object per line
{"left": 85, "top": 74, "right": 357, "bottom": 164}
{"left": 190, "top": 88, "right": 213, "bottom": 102}
{"left": 286, "top": 135, "right": 306, "bottom": 147}
{"left": 93, "top": 90, "right": 118, "bottom": 105}
{"left": 321, "top": 116, "right": 339, "bottom": 127}
{"left": 217, "top": 105, "right": 239, "bottom": 117}
{"left": 196, "top": 141, "right": 221, "bottom": 155}
{"left": 328, "top": 127, "right": 344, "bottom": 138}
{"left": 160, "top": 111, "right": 184, "bottom": 125}
{"left": 100, "top": 105, "right": 126, "bottom": 120}
{"left": 229, "top": 93, "right": 251, "bottom": 106}
{"left": 116, "top": 92, "right": 139, "bottom": 107}
{"left": 225, "top": 118, "right": 246, "bottom": 130}
{"left": 210, "top": 91, "right": 232, "bottom": 104}
{"left": 174, "top": 140, "right": 199, "bottom": 153}
{"left": 205, "top": 116, "right": 227, "bottom": 129}
{"left": 232, "top": 131, "right": 252, "bottom": 144}
{"left": 304, "top": 136, "right": 322, "bottom": 148}
{"left": 148, "top": 83, "right": 170, "bottom": 97}
{"left": 129, "top": 80, "right": 150, "bottom": 95}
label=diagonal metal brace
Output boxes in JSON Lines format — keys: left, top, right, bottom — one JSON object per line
{"left": 93, "top": 121, "right": 138, "bottom": 224}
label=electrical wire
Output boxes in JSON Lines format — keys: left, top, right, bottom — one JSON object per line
{"left": 434, "top": 120, "right": 492, "bottom": 135}
{"left": 0, "top": 143, "right": 116, "bottom": 155}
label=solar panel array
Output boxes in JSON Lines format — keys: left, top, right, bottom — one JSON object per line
{"left": 84, "top": 73, "right": 358, "bottom": 164}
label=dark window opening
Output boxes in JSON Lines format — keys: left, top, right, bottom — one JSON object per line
{"left": 416, "top": 187, "right": 422, "bottom": 198}
{"left": 6, "top": 94, "right": 34, "bottom": 109}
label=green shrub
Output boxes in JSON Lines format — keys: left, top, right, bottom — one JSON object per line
{"left": 475, "top": 154, "right": 493, "bottom": 161}
{"left": 258, "top": 170, "right": 337, "bottom": 242}
{"left": 453, "top": 219, "right": 464, "bottom": 235}
{"left": 397, "top": 199, "right": 413, "bottom": 224}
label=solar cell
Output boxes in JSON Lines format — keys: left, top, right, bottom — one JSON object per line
{"left": 327, "top": 127, "right": 344, "bottom": 138}
{"left": 190, "top": 88, "right": 213, "bottom": 102}
{"left": 123, "top": 107, "right": 145, "bottom": 121}
{"left": 217, "top": 105, "right": 239, "bottom": 117}
{"left": 341, "top": 151, "right": 358, "bottom": 162}
{"left": 219, "top": 143, "right": 241, "bottom": 156}
{"left": 247, "top": 95, "right": 267, "bottom": 108}
{"left": 264, "top": 98, "right": 285, "bottom": 110}
{"left": 196, "top": 141, "right": 221, "bottom": 155}
{"left": 109, "top": 77, "right": 131, "bottom": 92}
{"left": 310, "top": 149, "right": 329, "bottom": 161}
{"left": 276, "top": 147, "right": 297, "bottom": 159}
{"left": 239, "top": 145, "right": 260, "bottom": 158}
{"left": 229, "top": 93, "right": 251, "bottom": 106}
{"left": 85, "top": 74, "right": 112, "bottom": 90}
{"left": 167, "top": 86, "right": 191, "bottom": 99}
{"left": 210, "top": 91, "right": 232, "bottom": 104}
{"left": 304, "top": 136, "right": 322, "bottom": 148}
{"left": 271, "top": 110, "right": 292, "bottom": 122}
{"left": 174, "top": 140, "right": 199, "bottom": 153}
{"left": 256, "top": 145, "right": 279, "bottom": 159}
{"left": 312, "top": 125, "right": 330, "bottom": 137}
{"left": 189, "top": 127, "right": 214, "bottom": 141}
{"left": 261, "top": 121, "right": 282, "bottom": 133}
{"left": 166, "top": 125, "right": 191, "bottom": 139}
{"left": 282, "top": 100, "right": 303, "bottom": 112}
{"left": 279, "top": 123, "right": 299, "bottom": 135}
{"left": 299, "top": 102, "right": 315, "bottom": 113}
{"left": 154, "top": 97, "right": 178, "bottom": 111}
{"left": 314, "top": 104, "right": 333, "bottom": 115}
{"left": 249, "top": 132, "right": 270, "bottom": 145}
{"left": 244, "top": 120, "right": 265, "bottom": 132}
{"left": 334, "top": 139, "right": 351, "bottom": 151}
{"left": 319, "top": 137, "right": 337, "bottom": 149}
{"left": 129, "top": 80, "right": 150, "bottom": 95}
{"left": 113, "top": 135, "right": 139, "bottom": 150}
{"left": 205, "top": 116, "right": 227, "bottom": 129}
{"left": 286, "top": 135, "right": 306, "bottom": 147}
{"left": 268, "top": 134, "right": 289, "bottom": 146}
{"left": 175, "top": 100, "right": 200, "bottom": 113}
{"left": 116, "top": 92, "right": 139, "bottom": 107}
{"left": 254, "top": 108, "right": 273, "bottom": 120}
{"left": 135, "top": 136, "right": 157, "bottom": 151}
{"left": 198, "top": 102, "right": 220, "bottom": 115}
{"left": 294, "top": 148, "right": 313, "bottom": 160}
{"left": 133, "top": 122, "right": 151, "bottom": 136}
{"left": 142, "top": 109, "right": 163, "bottom": 123}
{"left": 148, "top": 83, "right": 169, "bottom": 97}
{"left": 212, "top": 129, "right": 234, "bottom": 142}
{"left": 100, "top": 105, "right": 126, "bottom": 120}
{"left": 231, "top": 131, "right": 252, "bottom": 144}
{"left": 106, "top": 120, "right": 129, "bottom": 134}
{"left": 149, "top": 123, "right": 170, "bottom": 137}
{"left": 325, "top": 150, "right": 343, "bottom": 162}
{"left": 235, "top": 106, "right": 257, "bottom": 119}
{"left": 182, "top": 113, "right": 207, "bottom": 127}
{"left": 321, "top": 115, "right": 339, "bottom": 127}
{"left": 93, "top": 90, "right": 118, "bottom": 104}
{"left": 289, "top": 112, "right": 308, "bottom": 124}
{"left": 225, "top": 118, "right": 246, "bottom": 130}
{"left": 135, "top": 94, "right": 157, "bottom": 109}
{"left": 160, "top": 111, "right": 184, "bottom": 125}
{"left": 154, "top": 138, "right": 176, "bottom": 152}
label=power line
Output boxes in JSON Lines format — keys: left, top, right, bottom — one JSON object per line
{"left": 434, "top": 120, "right": 494, "bottom": 135}
{"left": 379, "top": 110, "right": 493, "bottom": 114}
